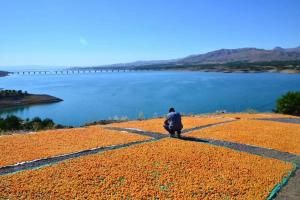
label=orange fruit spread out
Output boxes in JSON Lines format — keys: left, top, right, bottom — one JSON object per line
{"left": 216, "top": 113, "right": 300, "bottom": 119}
{"left": 108, "top": 116, "right": 229, "bottom": 134}
{"left": 187, "top": 119, "right": 300, "bottom": 155}
{"left": 0, "top": 139, "right": 292, "bottom": 200}
{"left": 0, "top": 125, "right": 150, "bottom": 167}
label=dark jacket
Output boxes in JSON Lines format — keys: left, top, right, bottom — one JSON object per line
{"left": 166, "top": 112, "right": 183, "bottom": 130}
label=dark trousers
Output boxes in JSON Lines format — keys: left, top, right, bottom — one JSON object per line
{"left": 163, "top": 125, "right": 181, "bottom": 137}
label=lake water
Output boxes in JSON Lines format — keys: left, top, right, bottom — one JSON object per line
{"left": 1, "top": 71, "right": 300, "bottom": 126}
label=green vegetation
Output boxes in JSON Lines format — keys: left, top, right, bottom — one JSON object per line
{"left": 275, "top": 91, "right": 300, "bottom": 116}
{"left": 0, "top": 115, "right": 67, "bottom": 133}
{"left": 0, "top": 89, "right": 29, "bottom": 97}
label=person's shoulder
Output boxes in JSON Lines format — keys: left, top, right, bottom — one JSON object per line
{"left": 166, "top": 112, "right": 172, "bottom": 118}
{"left": 167, "top": 112, "right": 175, "bottom": 117}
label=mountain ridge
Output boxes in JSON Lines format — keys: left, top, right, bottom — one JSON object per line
{"left": 72, "top": 45, "right": 300, "bottom": 73}
{"left": 94, "top": 46, "right": 300, "bottom": 68}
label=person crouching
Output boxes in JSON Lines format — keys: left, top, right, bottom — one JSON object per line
{"left": 163, "top": 107, "right": 183, "bottom": 138}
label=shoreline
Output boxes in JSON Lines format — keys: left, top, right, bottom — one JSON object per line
{"left": 0, "top": 94, "right": 63, "bottom": 110}
{"left": 137, "top": 68, "right": 300, "bottom": 74}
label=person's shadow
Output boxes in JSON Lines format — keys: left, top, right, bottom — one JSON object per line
{"left": 177, "top": 136, "right": 209, "bottom": 143}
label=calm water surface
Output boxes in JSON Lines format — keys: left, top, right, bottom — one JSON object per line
{"left": 1, "top": 71, "right": 300, "bottom": 126}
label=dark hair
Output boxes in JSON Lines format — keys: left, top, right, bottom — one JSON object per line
{"left": 169, "top": 107, "right": 175, "bottom": 112}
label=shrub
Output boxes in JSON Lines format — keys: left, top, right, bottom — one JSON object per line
{"left": 0, "top": 115, "right": 59, "bottom": 132}
{"left": 4, "top": 115, "right": 22, "bottom": 130}
{"left": 0, "top": 118, "right": 5, "bottom": 130}
{"left": 31, "top": 117, "right": 42, "bottom": 123}
{"left": 41, "top": 118, "right": 55, "bottom": 129}
{"left": 32, "top": 122, "right": 42, "bottom": 131}
{"left": 275, "top": 91, "right": 300, "bottom": 116}
{"left": 0, "top": 89, "right": 29, "bottom": 97}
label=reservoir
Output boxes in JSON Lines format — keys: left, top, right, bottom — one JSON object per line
{"left": 1, "top": 71, "right": 300, "bottom": 126}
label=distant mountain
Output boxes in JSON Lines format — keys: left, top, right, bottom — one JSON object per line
{"left": 176, "top": 46, "right": 300, "bottom": 65}
{"left": 87, "top": 46, "right": 300, "bottom": 69}
{"left": 284, "top": 46, "right": 300, "bottom": 53}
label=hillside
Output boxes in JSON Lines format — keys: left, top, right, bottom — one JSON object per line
{"left": 178, "top": 47, "right": 300, "bottom": 64}
{"left": 75, "top": 46, "right": 300, "bottom": 73}
{"left": 107, "top": 46, "right": 300, "bottom": 66}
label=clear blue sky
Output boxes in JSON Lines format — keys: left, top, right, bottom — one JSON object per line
{"left": 0, "top": 0, "right": 299, "bottom": 66}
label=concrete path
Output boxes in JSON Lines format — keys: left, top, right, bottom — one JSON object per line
{"left": 181, "top": 119, "right": 237, "bottom": 133}
{"left": 178, "top": 136, "right": 300, "bottom": 164}
{"left": 275, "top": 169, "right": 300, "bottom": 200}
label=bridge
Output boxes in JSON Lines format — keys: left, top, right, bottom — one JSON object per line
{"left": 9, "top": 69, "right": 146, "bottom": 75}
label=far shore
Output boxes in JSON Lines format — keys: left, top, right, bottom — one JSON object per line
{"left": 154, "top": 68, "right": 300, "bottom": 74}
{"left": 198, "top": 68, "right": 300, "bottom": 74}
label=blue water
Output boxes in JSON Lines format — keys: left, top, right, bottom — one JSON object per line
{"left": 1, "top": 71, "right": 300, "bottom": 126}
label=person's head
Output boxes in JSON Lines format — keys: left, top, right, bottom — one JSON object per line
{"left": 169, "top": 107, "right": 175, "bottom": 113}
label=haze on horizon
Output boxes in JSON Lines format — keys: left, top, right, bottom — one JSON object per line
{"left": 0, "top": 0, "right": 299, "bottom": 67}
